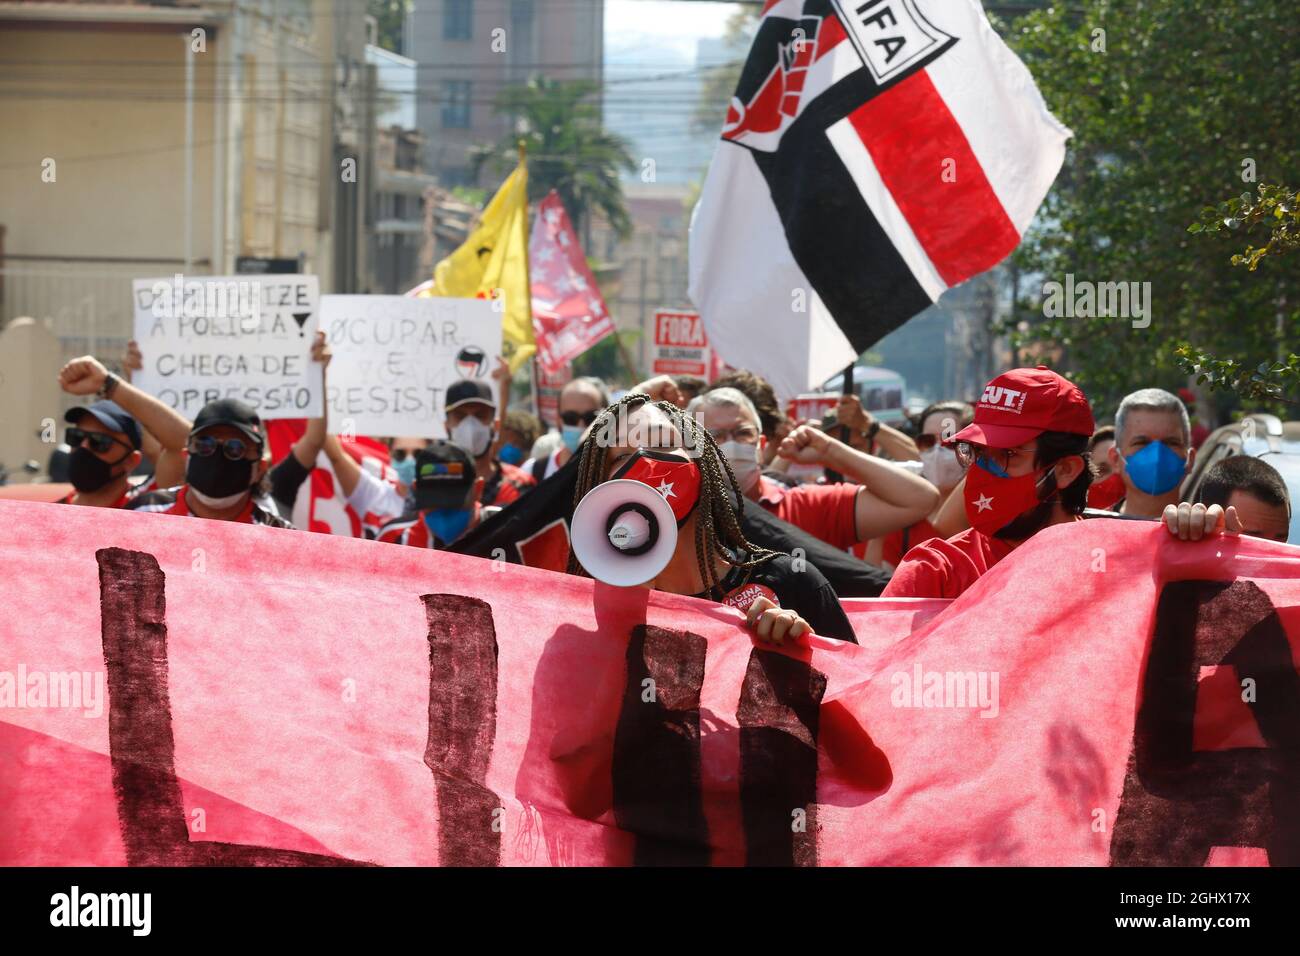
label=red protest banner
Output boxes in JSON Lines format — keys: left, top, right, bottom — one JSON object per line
{"left": 3, "top": 500, "right": 1298, "bottom": 866}
{"left": 650, "top": 309, "right": 713, "bottom": 379}
{"left": 530, "top": 192, "right": 615, "bottom": 375}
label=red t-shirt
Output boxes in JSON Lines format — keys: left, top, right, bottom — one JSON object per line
{"left": 756, "top": 474, "right": 860, "bottom": 551}
{"left": 881, "top": 527, "right": 1016, "bottom": 599}
{"left": 879, "top": 518, "right": 941, "bottom": 568}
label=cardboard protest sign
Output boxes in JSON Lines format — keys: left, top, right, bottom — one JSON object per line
{"left": 3, "top": 501, "right": 1298, "bottom": 867}
{"left": 651, "top": 310, "right": 714, "bottom": 379}
{"left": 132, "top": 275, "right": 322, "bottom": 419}
{"left": 320, "top": 295, "right": 502, "bottom": 439}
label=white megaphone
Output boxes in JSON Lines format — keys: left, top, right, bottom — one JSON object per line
{"left": 570, "top": 478, "right": 678, "bottom": 587}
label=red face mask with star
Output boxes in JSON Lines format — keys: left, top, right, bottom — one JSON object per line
{"left": 963, "top": 457, "right": 1053, "bottom": 536}
{"left": 611, "top": 450, "right": 701, "bottom": 527}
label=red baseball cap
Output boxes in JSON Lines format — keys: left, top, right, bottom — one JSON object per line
{"left": 948, "top": 366, "right": 1094, "bottom": 449}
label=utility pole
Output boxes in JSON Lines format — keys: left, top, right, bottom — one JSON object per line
{"left": 183, "top": 31, "right": 195, "bottom": 274}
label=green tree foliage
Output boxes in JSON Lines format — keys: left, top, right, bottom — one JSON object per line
{"left": 366, "top": 0, "right": 408, "bottom": 55}
{"left": 1179, "top": 184, "right": 1300, "bottom": 404}
{"left": 471, "top": 76, "right": 637, "bottom": 238}
{"left": 1005, "top": 0, "right": 1298, "bottom": 414}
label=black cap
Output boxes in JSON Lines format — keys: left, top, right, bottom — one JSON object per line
{"left": 191, "top": 398, "right": 265, "bottom": 446}
{"left": 413, "top": 440, "right": 476, "bottom": 511}
{"left": 445, "top": 379, "right": 496, "bottom": 413}
{"left": 65, "top": 401, "right": 142, "bottom": 450}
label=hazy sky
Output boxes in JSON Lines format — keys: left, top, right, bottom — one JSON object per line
{"left": 605, "top": 0, "right": 743, "bottom": 59}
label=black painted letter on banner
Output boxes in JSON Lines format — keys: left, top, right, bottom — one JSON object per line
{"left": 421, "top": 593, "right": 504, "bottom": 867}
{"left": 737, "top": 649, "right": 827, "bottom": 866}
{"left": 1110, "top": 579, "right": 1300, "bottom": 866}
{"left": 97, "top": 547, "right": 367, "bottom": 865}
{"left": 612, "top": 625, "right": 710, "bottom": 866}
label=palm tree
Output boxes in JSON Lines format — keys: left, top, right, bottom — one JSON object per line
{"left": 471, "top": 76, "right": 637, "bottom": 239}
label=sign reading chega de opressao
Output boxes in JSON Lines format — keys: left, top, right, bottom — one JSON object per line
{"left": 651, "top": 310, "right": 712, "bottom": 378}
{"left": 132, "top": 274, "right": 322, "bottom": 419}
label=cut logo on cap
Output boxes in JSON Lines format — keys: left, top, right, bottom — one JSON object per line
{"left": 979, "top": 385, "right": 1028, "bottom": 414}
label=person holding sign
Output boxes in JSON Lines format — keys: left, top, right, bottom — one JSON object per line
{"left": 376, "top": 441, "right": 485, "bottom": 548}
{"left": 126, "top": 332, "right": 334, "bottom": 526}
{"left": 127, "top": 399, "right": 294, "bottom": 528}
{"left": 57, "top": 354, "right": 196, "bottom": 502}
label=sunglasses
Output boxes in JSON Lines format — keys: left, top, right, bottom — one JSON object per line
{"left": 66, "top": 426, "right": 129, "bottom": 456}
{"left": 560, "top": 410, "right": 599, "bottom": 428}
{"left": 955, "top": 441, "right": 1035, "bottom": 478}
{"left": 187, "top": 435, "right": 261, "bottom": 461}
{"left": 915, "top": 433, "right": 940, "bottom": 452}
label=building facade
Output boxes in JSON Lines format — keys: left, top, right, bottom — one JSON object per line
{"left": 408, "top": 0, "right": 603, "bottom": 188}
{"left": 0, "top": 0, "right": 369, "bottom": 366}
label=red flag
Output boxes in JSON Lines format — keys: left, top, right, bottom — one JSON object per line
{"left": 530, "top": 191, "right": 615, "bottom": 374}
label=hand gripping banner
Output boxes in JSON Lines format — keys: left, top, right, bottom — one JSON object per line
{"left": 1, "top": 499, "right": 1297, "bottom": 865}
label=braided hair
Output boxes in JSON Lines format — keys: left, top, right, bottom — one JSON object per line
{"left": 568, "top": 392, "right": 782, "bottom": 593}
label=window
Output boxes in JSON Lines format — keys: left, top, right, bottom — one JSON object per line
{"left": 442, "top": 80, "right": 471, "bottom": 128}
{"left": 444, "top": 0, "right": 472, "bottom": 40}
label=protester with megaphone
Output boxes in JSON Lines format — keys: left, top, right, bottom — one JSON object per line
{"left": 567, "top": 393, "right": 856, "bottom": 645}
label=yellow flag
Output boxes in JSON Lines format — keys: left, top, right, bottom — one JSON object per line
{"left": 423, "top": 161, "right": 533, "bottom": 371}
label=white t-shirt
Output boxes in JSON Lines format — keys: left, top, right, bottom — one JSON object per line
{"left": 348, "top": 464, "right": 407, "bottom": 523}
{"left": 520, "top": 449, "right": 564, "bottom": 483}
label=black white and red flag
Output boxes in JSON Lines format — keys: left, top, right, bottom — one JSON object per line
{"left": 688, "top": 0, "right": 1070, "bottom": 396}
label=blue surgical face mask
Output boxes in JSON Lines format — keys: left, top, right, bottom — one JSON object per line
{"left": 423, "top": 507, "right": 472, "bottom": 544}
{"left": 1123, "top": 440, "right": 1187, "bottom": 496}
{"left": 393, "top": 456, "right": 417, "bottom": 487}
{"left": 561, "top": 424, "right": 584, "bottom": 453}
{"left": 499, "top": 443, "right": 524, "bottom": 466}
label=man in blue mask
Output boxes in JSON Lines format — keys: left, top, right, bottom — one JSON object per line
{"left": 522, "top": 376, "right": 609, "bottom": 483}
{"left": 376, "top": 441, "right": 483, "bottom": 548}
{"left": 1107, "top": 388, "right": 1196, "bottom": 518}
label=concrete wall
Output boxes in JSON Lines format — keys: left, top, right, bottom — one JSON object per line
{"left": 0, "top": 27, "right": 217, "bottom": 264}
{"left": 0, "top": 317, "right": 63, "bottom": 481}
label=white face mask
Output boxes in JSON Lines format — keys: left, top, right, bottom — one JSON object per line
{"left": 186, "top": 485, "right": 250, "bottom": 510}
{"left": 719, "top": 440, "right": 761, "bottom": 491}
{"left": 920, "top": 444, "right": 965, "bottom": 490}
{"left": 450, "top": 416, "right": 494, "bottom": 458}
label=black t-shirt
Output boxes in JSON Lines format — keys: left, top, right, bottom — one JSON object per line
{"left": 268, "top": 453, "right": 312, "bottom": 515}
{"left": 697, "top": 548, "right": 857, "bottom": 644}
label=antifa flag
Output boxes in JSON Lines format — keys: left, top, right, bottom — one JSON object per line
{"left": 688, "top": 0, "right": 1070, "bottom": 396}
{"left": 450, "top": 455, "right": 892, "bottom": 598}
{"left": 5, "top": 501, "right": 1300, "bottom": 867}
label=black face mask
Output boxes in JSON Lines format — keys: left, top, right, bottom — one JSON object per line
{"left": 186, "top": 453, "right": 255, "bottom": 500}
{"left": 68, "top": 446, "right": 124, "bottom": 493}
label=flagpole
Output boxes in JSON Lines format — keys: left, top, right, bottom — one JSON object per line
{"left": 826, "top": 361, "right": 856, "bottom": 484}
{"left": 518, "top": 138, "right": 532, "bottom": 390}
